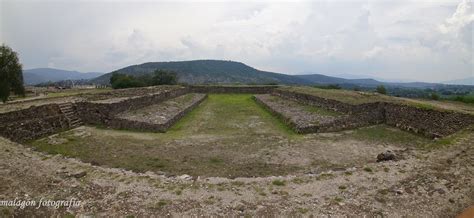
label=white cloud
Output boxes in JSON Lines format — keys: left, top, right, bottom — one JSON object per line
{"left": 0, "top": 0, "right": 472, "bottom": 82}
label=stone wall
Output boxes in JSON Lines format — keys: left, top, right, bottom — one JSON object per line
{"left": 2, "top": 85, "right": 473, "bottom": 142}
{"left": 0, "top": 104, "right": 70, "bottom": 142}
{"left": 273, "top": 89, "right": 354, "bottom": 113}
{"left": 189, "top": 85, "right": 277, "bottom": 94}
{"left": 0, "top": 87, "right": 191, "bottom": 142}
{"left": 75, "top": 88, "right": 190, "bottom": 126}
{"left": 254, "top": 95, "right": 384, "bottom": 134}
{"left": 383, "top": 103, "right": 474, "bottom": 138}
{"left": 273, "top": 89, "right": 474, "bottom": 138}
{"left": 105, "top": 95, "right": 207, "bottom": 132}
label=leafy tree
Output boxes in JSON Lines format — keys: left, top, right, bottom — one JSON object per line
{"left": 0, "top": 44, "right": 25, "bottom": 102}
{"left": 110, "top": 73, "right": 143, "bottom": 89}
{"left": 151, "top": 69, "right": 177, "bottom": 85}
{"left": 376, "top": 85, "right": 387, "bottom": 95}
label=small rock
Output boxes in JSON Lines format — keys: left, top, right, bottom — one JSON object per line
{"left": 178, "top": 174, "right": 192, "bottom": 180}
{"left": 377, "top": 150, "right": 396, "bottom": 162}
{"left": 56, "top": 169, "right": 67, "bottom": 174}
{"left": 394, "top": 189, "right": 403, "bottom": 195}
{"left": 70, "top": 171, "right": 87, "bottom": 178}
{"left": 436, "top": 188, "right": 446, "bottom": 195}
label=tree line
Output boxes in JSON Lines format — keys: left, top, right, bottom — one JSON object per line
{"left": 110, "top": 69, "right": 178, "bottom": 89}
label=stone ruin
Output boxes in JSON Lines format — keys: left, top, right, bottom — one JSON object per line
{"left": 1, "top": 85, "right": 473, "bottom": 143}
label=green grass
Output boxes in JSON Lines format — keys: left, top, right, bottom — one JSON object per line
{"left": 272, "top": 179, "right": 286, "bottom": 186}
{"left": 169, "top": 94, "right": 296, "bottom": 136}
{"left": 351, "top": 125, "right": 430, "bottom": 146}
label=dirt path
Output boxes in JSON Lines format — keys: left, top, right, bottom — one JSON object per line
{"left": 1, "top": 125, "right": 473, "bottom": 216}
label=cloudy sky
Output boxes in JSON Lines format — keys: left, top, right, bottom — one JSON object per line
{"left": 0, "top": 0, "right": 472, "bottom": 82}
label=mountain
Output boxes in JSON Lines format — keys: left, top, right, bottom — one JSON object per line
{"left": 295, "top": 74, "right": 383, "bottom": 86}
{"left": 90, "top": 59, "right": 473, "bottom": 89}
{"left": 92, "top": 60, "right": 310, "bottom": 85}
{"left": 443, "top": 77, "right": 474, "bottom": 86}
{"left": 23, "top": 68, "right": 103, "bottom": 85}
{"left": 333, "top": 73, "right": 414, "bottom": 83}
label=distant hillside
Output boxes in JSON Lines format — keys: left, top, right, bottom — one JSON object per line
{"left": 92, "top": 60, "right": 310, "bottom": 85}
{"left": 443, "top": 77, "right": 474, "bottom": 86}
{"left": 295, "top": 74, "right": 383, "bottom": 86}
{"left": 90, "top": 60, "right": 474, "bottom": 89}
{"left": 23, "top": 68, "right": 103, "bottom": 85}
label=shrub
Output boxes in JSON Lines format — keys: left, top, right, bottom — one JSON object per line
{"left": 272, "top": 179, "right": 286, "bottom": 186}
{"left": 376, "top": 85, "right": 387, "bottom": 95}
{"left": 314, "top": 84, "right": 341, "bottom": 90}
{"left": 430, "top": 93, "right": 440, "bottom": 100}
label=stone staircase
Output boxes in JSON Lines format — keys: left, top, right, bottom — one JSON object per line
{"left": 58, "top": 102, "right": 83, "bottom": 128}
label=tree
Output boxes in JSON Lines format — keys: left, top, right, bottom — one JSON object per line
{"left": 0, "top": 44, "right": 25, "bottom": 102}
{"left": 151, "top": 69, "right": 177, "bottom": 85}
{"left": 376, "top": 85, "right": 387, "bottom": 95}
{"left": 110, "top": 73, "right": 143, "bottom": 89}
{"left": 110, "top": 70, "right": 178, "bottom": 89}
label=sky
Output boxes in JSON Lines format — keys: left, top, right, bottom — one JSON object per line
{"left": 0, "top": 0, "right": 473, "bottom": 82}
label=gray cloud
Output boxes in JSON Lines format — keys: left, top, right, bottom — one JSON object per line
{"left": 1, "top": 0, "right": 472, "bottom": 82}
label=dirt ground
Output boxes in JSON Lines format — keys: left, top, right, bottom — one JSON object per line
{"left": 1, "top": 127, "right": 473, "bottom": 216}
{"left": 1, "top": 94, "right": 473, "bottom": 216}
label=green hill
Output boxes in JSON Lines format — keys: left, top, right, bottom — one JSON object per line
{"left": 92, "top": 60, "right": 310, "bottom": 85}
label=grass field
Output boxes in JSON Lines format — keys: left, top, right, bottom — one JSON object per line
{"left": 29, "top": 94, "right": 439, "bottom": 178}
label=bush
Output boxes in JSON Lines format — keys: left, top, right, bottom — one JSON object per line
{"left": 110, "top": 70, "right": 178, "bottom": 89}
{"left": 314, "top": 84, "right": 341, "bottom": 90}
{"left": 430, "top": 93, "right": 440, "bottom": 100}
{"left": 376, "top": 85, "right": 387, "bottom": 95}
{"left": 449, "top": 95, "right": 474, "bottom": 104}
{"left": 272, "top": 179, "right": 286, "bottom": 186}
